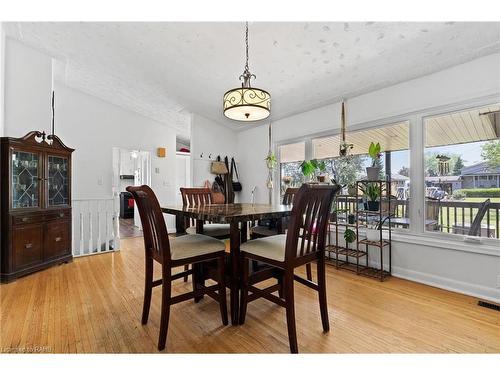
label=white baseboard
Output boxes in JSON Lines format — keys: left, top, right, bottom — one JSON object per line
{"left": 359, "top": 258, "right": 500, "bottom": 304}
{"left": 392, "top": 266, "right": 500, "bottom": 304}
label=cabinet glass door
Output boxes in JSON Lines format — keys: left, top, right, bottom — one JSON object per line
{"left": 11, "top": 150, "right": 40, "bottom": 209}
{"left": 47, "top": 155, "right": 70, "bottom": 206}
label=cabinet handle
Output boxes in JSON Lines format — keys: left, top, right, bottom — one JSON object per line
{"left": 21, "top": 217, "right": 28, "bottom": 222}
{"left": 25, "top": 243, "right": 33, "bottom": 249}
{"left": 55, "top": 237, "right": 62, "bottom": 242}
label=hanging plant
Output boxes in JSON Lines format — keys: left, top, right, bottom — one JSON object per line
{"left": 265, "top": 152, "right": 278, "bottom": 170}
{"left": 339, "top": 142, "right": 354, "bottom": 157}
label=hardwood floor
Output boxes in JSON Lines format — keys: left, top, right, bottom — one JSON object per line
{"left": 119, "top": 218, "right": 143, "bottom": 238}
{"left": 1, "top": 236, "right": 499, "bottom": 353}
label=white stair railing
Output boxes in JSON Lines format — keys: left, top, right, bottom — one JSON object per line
{"left": 72, "top": 198, "right": 120, "bottom": 257}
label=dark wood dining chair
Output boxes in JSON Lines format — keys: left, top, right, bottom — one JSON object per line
{"left": 249, "top": 187, "right": 315, "bottom": 281}
{"left": 180, "top": 187, "right": 231, "bottom": 282}
{"left": 127, "top": 185, "right": 228, "bottom": 351}
{"left": 250, "top": 187, "right": 299, "bottom": 239}
{"left": 239, "top": 184, "right": 341, "bottom": 353}
{"left": 180, "top": 187, "right": 230, "bottom": 239}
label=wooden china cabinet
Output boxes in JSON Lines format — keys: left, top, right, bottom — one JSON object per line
{"left": 1, "top": 131, "right": 74, "bottom": 282}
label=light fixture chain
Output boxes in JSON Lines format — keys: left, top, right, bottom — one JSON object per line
{"left": 245, "top": 21, "right": 249, "bottom": 72}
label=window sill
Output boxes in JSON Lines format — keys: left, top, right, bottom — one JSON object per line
{"left": 391, "top": 232, "right": 500, "bottom": 257}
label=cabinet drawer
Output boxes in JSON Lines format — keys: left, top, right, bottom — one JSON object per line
{"left": 12, "top": 213, "right": 44, "bottom": 226}
{"left": 13, "top": 225, "right": 43, "bottom": 270}
{"left": 44, "top": 209, "right": 71, "bottom": 222}
{"left": 44, "top": 220, "right": 71, "bottom": 260}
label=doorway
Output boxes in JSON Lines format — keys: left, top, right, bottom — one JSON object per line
{"left": 112, "top": 147, "right": 151, "bottom": 238}
{"left": 175, "top": 151, "right": 191, "bottom": 204}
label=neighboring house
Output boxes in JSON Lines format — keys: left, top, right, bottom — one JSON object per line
{"left": 425, "top": 175, "right": 462, "bottom": 194}
{"left": 460, "top": 162, "right": 500, "bottom": 188}
{"left": 391, "top": 173, "right": 409, "bottom": 198}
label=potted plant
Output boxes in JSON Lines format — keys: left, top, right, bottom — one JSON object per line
{"left": 366, "top": 216, "right": 391, "bottom": 241}
{"left": 344, "top": 228, "right": 357, "bottom": 247}
{"left": 366, "top": 142, "right": 382, "bottom": 180}
{"left": 360, "top": 182, "right": 381, "bottom": 211}
{"left": 365, "top": 223, "right": 380, "bottom": 242}
{"left": 339, "top": 142, "right": 354, "bottom": 157}
{"left": 265, "top": 152, "right": 278, "bottom": 170}
{"left": 300, "top": 159, "right": 327, "bottom": 182}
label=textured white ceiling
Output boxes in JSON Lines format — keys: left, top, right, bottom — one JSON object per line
{"left": 4, "top": 22, "right": 500, "bottom": 140}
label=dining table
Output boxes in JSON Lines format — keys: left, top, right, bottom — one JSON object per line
{"left": 161, "top": 202, "right": 292, "bottom": 325}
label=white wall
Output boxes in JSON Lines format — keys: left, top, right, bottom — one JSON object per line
{"left": 2, "top": 38, "right": 180, "bottom": 230}
{"left": 236, "top": 52, "right": 500, "bottom": 303}
{"left": 190, "top": 114, "right": 237, "bottom": 188}
{"left": 3, "top": 37, "right": 53, "bottom": 136}
{"left": 52, "top": 83, "right": 177, "bottom": 228}
{"left": 236, "top": 125, "right": 270, "bottom": 204}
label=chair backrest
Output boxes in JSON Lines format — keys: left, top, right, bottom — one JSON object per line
{"left": 468, "top": 199, "right": 491, "bottom": 236}
{"left": 126, "top": 185, "right": 170, "bottom": 263}
{"left": 282, "top": 188, "right": 299, "bottom": 205}
{"left": 180, "top": 187, "right": 213, "bottom": 206}
{"left": 180, "top": 187, "right": 214, "bottom": 227}
{"left": 285, "top": 184, "right": 341, "bottom": 263}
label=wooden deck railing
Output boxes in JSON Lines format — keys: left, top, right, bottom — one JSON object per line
{"left": 334, "top": 196, "right": 499, "bottom": 239}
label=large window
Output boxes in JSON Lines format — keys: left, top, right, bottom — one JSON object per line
{"left": 311, "top": 122, "right": 411, "bottom": 227}
{"left": 276, "top": 102, "right": 500, "bottom": 246}
{"left": 424, "top": 104, "right": 500, "bottom": 239}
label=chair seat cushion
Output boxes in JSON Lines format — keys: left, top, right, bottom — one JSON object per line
{"left": 240, "top": 234, "right": 288, "bottom": 262}
{"left": 186, "top": 223, "right": 230, "bottom": 237}
{"left": 241, "top": 234, "right": 315, "bottom": 263}
{"left": 170, "top": 234, "right": 225, "bottom": 260}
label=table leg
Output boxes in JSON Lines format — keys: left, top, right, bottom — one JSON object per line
{"left": 277, "top": 217, "right": 284, "bottom": 234}
{"left": 194, "top": 219, "right": 205, "bottom": 300}
{"left": 175, "top": 215, "right": 186, "bottom": 235}
{"left": 229, "top": 222, "right": 241, "bottom": 325}
{"left": 240, "top": 221, "right": 248, "bottom": 243}
{"left": 196, "top": 219, "right": 204, "bottom": 234}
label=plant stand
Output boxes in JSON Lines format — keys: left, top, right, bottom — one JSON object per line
{"left": 325, "top": 194, "right": 367, "bottom": 274}
{"left": 326, "top": 180, "right": 392, "bottom": 281}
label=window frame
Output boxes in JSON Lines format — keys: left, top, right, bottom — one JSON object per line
{"left": 273, "top": 93, "right": 500, "bottom": 251}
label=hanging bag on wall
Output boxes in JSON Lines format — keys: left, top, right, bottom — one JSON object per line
{"left": 206, "top": 180, "right": 225, "bottom": 204}
{"left": 210, "top": 160, "right": 228, "bottom": 175}
{"left": 224, "top": 156, "right": 235, "bottom": 203}
{"left": 231, "top": 157, "right": 242, "bottom": 192}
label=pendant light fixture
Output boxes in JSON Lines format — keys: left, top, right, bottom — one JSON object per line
{"left": 223, "top": 22, "right": 271, "bottom": 122}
